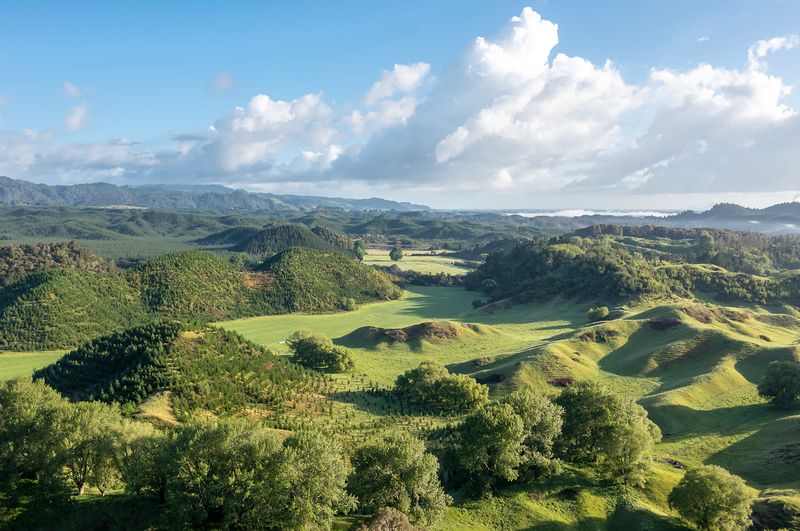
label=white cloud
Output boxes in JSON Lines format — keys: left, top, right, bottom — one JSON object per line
{"left": 63, "top": 81, "right": 83, "bottom": 98}
{"left": 3, "top": 7, "right": 800, "bottom": 209}
{"left": 697, "top": 36, "right": 709, "bottom": 43}
{"left": 747, "top": 34, "right": 798, "bottom": 70}
{"left": 0, "top": 95, "right": 8, "bottom": 106}
{"left": 210, "top": 72, "right": 234, "bottom": 93}
{"left": 65, "top": 102, "right": 89, "bottom": 132}
{"left": 365, "top": 62, "right": 430, "bottom": 105}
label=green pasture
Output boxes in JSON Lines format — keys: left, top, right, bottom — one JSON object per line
{"left": 362, "top": 248, "right": 476, "bottom": 275}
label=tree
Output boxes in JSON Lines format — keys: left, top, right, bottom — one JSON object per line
{"left": 286, "top": 330, "right": 355, "bottom": 372}
{"left": 349, "top": 432, "right": 450, "bottom": 526}
{"left": 390, "top": 246, "right": 404, "bottom": 262}
{"left": 59, "top": 401, "right": 121, "bottom": 495}
{"left": 113, "top": 419, "right": 169, "bottom": 500}
{"left": 696, "top": 230, "right": 716, "bottom": 256}
{"left": 457, "top": 403, "right": 525, "bottom": 492}
{"left": 587, "top": 306, "right": 609, "bottom": 321}
{"left": 273, "top": 432, "right": 355, "bottom": 530}
{"left": 0, "top": 378, "right": 71, "bottom": 503}
{"left": 395, "top": 361, "right": 488, "bottom": 413}
{"left": 354, "top": 240, "right": 366, "bottom": 261}
{"left": 555, "top": 381, "right": 660, "bottom": 484}
{"left": 668, "top": 465, "right": 755, "bottom": 531}
{"left": 500, "top": 390, "right": 563, "bottom": 477}
{"left": 758, "top": 361, "right": 800, "bottom": 409}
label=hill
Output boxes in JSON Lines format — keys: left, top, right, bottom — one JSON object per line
{"left": 128, "top": 251, "right": 247, "bottom": 321}
{"left": 0, "top": 241, "right": 110, "bottom": 287}
{"left": 0, "top": 269, "right": 149, "bottom": 350}
{"left": 250, "top": 247, "right": 402, "bottom": 313}
{"left": 0, "top": 175, "right": 428, "bottom": 212}
{"left": 229, "top": 223, "right": 341, "bottom": 255}
{"left": 34, "top": 322, "right": 310, "bottom": 419}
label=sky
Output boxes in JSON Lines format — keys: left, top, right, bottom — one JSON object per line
{"left": 1, "top": 0, "right": 799, "bottom": 210}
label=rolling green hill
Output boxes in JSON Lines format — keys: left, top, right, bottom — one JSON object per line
{"left": 0, "top": 241, "right": 110, "bottom": 287}
{"left": 232, "top": 223, "right": 340, "bottom": 255}
{"left": 34, "top": 322, "right": 310, "bottom": 419}
{"left": 249, "top": 247, "right": 402, "bottom": 313}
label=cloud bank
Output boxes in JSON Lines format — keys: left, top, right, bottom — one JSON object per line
{"left": 1, "top": 7, "right": 798, "bottom": 207}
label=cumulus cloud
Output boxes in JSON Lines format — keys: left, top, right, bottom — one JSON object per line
{"left": 65, "top": 102, "right": 89, "bottom": 132}
{"left": 365, "top": 62, "right": 430, "bottom": 105}
{"left": 2, "top": 7, "right": 800, "bottom": 208}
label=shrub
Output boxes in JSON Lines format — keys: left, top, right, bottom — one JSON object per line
{"left": 587, "top": 306, "right": 610, "bottom": 321}
{"left": 668, "top": 465, "right": 755, "bottom": 530}
{"left": 395, "top": 361, "right": 488, "bottom": 413}
{"left": 390, "top": 246, "right": 404, "bottom": 261}
{"left": 758, "top": 361, "right": 800, "bottom": 409}
{"left": 287, "top": 330, "right": 355, "bottom": 372}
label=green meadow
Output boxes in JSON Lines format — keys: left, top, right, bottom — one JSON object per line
{"left": 0, "top": 350, "right": 66, "bottom": 380}
{"left": 362, "top": 248, "right": 476, "bottom": 275}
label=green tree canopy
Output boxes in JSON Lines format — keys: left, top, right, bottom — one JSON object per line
{"left": 395, "top": 361, "right": 488, "bottom": 413}
{"left": 349, "top": 432, "right": 450, "bottom": 526}
{"left": 457, "top": 403, "right": 526, "bottom": 492}
{"left": 758, "top": 360, "right": 800, "bottom": 409}
{"left": 668, "top": 465, "right": 755, "bottom": 531}
{"left": 390, "top": 246, "right": 404, "bottom": 262}
{"left": 500, "top": 389, "right": 564, "bottom": 478}
{"left": 286, "top": 330, "right": 355, "bottom": 372}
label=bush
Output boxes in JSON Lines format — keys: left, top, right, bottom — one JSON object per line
{"left": 587, "top": 306, "right": 610, "bottom": 321}
{"left": 287, "top": 330, "right": 355, "bottom": 372}
{"left": 390, "top": 246, "right": 404, "bottom": 261}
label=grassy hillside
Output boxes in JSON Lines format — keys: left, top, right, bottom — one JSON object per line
{"left": 362, "top": 249, "right": 475, "bottom": 275}
{"left": 35, "top": 322, "right": 311, "bottom": 419}
{"left": 249, "top": 247, "right": 402, "bottom": 313}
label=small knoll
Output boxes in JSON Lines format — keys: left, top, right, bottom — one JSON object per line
{"left": 251, "top": 247, "right": 401, "bottom": 313}
{"left": 232, "top": 223, "right": 339, "bottom": 255}
{"left": 682, "top": 305, "right": 750, "bottom": 324}
{"left": 346, "top": 321, "right": 492, "bottom": 345}
{"left": 194, "top": 226, "right": 261, "bottom": 247}
{"left": 34, "top": 322, "right": 310, "bottom": 419}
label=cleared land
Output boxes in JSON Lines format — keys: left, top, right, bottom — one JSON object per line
{"left": 0, "top": 350, "right": 66, "bottom": 379}
{"left": 362, "top": 248, "right": 476, "bottom": 274}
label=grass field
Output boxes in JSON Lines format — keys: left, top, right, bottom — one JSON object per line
{"left": 362, "top": 248, "right": 476, "bottom": 275}
{"left": 219, "top": 287, "right": 800, "bottom": 528}
{"left": 0, "top": 350, "right": 66, "bottom": 379}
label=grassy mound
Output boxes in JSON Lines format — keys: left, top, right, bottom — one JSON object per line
{"left": 233, "top": 223, "right": 339, "bottom": 255}
{"left": 251, "top": 247, "right": 402, "bottom": 313}
{"left": 0, "top": 269, "right": 149, "bottom": 350}
{"left": 128, "top": 251, "right": 246, "bottom": 321}
{"left": 34, "top": 322, "right": 310, "bottom": 419}
{"left": 348, "top": 321, "right": 491, "bottom": 345}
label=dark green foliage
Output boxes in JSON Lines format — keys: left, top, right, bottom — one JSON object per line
{"left": 35, "top": 323, "right": 309, "bottom": 418}
{"left": 128, "top": 251, "right": 245, "bottom": 321}
{"left": 395, "top": 361, "right": 488, "bottom": 413}
{"left": 311, "top": 225, "right": 353, "bottom": 250}
{"left": 0, "top": 269, "right": 150, "bottom": 350}
{"left": 390, "top": 246, "right": 404, "bottom": 261}
{"left": 0, "top": 241, "right": 109, "bottom": 287}
{"left": 668, "top": 465, "right": 755, "bottom": 530}
{"left": 251, "top": 247, "right": 401, "bottom": 313}
{"left": 233, "top": 223, "right": 339, "bottom": 255}
{"left": 287, "top": 330, "right": 355, "bottom": 372}
{"left": 348, "top": 432, "right": 450, "bottom": 526}
{"left": 354, "top": 240, "right": 366, "bottom": 261}
{"left": 758, "top": 361, "right": 800, "bottom": 409}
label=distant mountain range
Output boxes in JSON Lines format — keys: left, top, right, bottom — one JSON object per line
{"left": 0, "top": 176, "right": 430, "bottom": 212}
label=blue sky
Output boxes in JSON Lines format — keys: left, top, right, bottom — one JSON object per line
{"left": 1, "top": 1, "right": 799, "bottom": 209}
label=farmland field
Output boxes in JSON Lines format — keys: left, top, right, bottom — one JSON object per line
{"left": 0, "top": 350, "right": 66, "bottom": 380}
{"left": 361, "top": 248, "right": 476, "bottom": 275}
